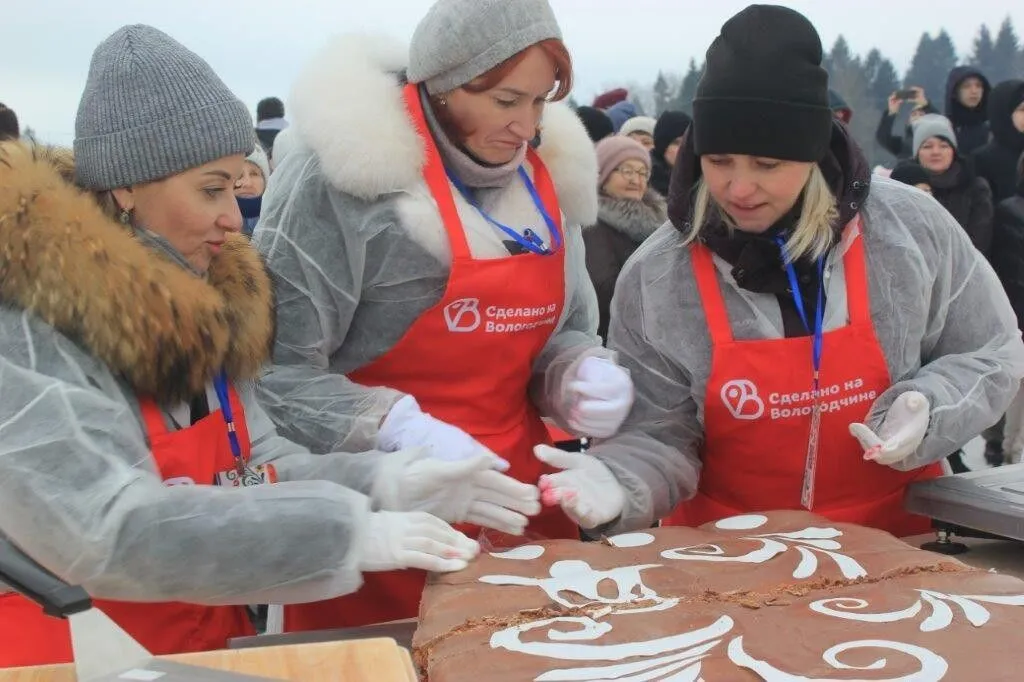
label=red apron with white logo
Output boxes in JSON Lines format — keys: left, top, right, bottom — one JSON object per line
{"left": 283, "top": 84, "right": 579, "bottom": 632}
{"left": 665, "top": 220, "right": 943, "bottom": 537}
{"left": 0, "top": 390, "right": 256, "bottom": 668}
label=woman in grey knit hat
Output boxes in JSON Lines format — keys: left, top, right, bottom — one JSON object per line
{"left": 254, "top": 0, "right": 634, "bottom": 631}
{"left": 0, "top": 24, "right": 545, "bottom": 665}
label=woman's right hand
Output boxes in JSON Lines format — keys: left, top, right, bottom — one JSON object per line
{"left": 887, "top": 93, "right": 902, "bottom": 115}
{"left": 357, "top": 511, "right": 480, "bottom": 573}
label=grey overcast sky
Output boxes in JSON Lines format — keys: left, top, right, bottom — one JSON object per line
{"left": 2, "top": 0, "right": 1022, "bottom": 144}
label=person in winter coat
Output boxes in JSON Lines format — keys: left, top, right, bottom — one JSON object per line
{"left": 235, "top": 146, "right": 269, "bottom": 236}
{"left": 650, "top": 110, "right": 692, "bottom": 196}
{"left": 533, "top": 5, "right": 1024, "bottom": 539}
{"left": 974, "top": 79, "right": 1024, "bottom": 204}
{"left": 875, "top": 87, "right": 936, "bottom": 161}
{"left": 253, "top": 0, "right": 633, "bottom": 631}
{"left": 0, "top": 25, "right": 543, "bottom": 667}
{"left": 990, "top": 151, "right": 1024, "bottom": 463}
{"left": 575, "top": 105, "right": 613, "bottom": 143}
{"left": 945, "top": 66, "right": 991, "bottom": 156}
{"left": 913, "top": 114, "right": 994, "bottom": 257}
{"left": 585, "top": 136, "right": 667, "bottom": 341}
{"left": 255, "top": 96, "right": 288, "bottom": 156}
{"left": 619, "top": 115, "right": 656, "bottom": 151}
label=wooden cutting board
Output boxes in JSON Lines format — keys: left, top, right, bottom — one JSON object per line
{"left": 0, "top": 638, "right": 416, "bottom": 682}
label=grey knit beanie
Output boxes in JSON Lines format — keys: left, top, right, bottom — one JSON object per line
{"left": 74, "top": 25, "right": 254, "bottom": 191}
{"left": 407, "top": 0, "right": 563, "bottom": 95}
{"left": 912, "top": 114, "right": 958, "bottom": 158}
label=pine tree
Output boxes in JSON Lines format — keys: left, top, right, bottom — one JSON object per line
{"left": 971, "top": 25, "right": 996, "bottom": 76}
{"left": 905, "top": 32, "right": 956, "bottom": 110}
{"left": 931, "top": 30, "right": 959, "bottom": 105}
{"left": 825, "top": 36, "right": 854, "bottom": 76}
{"left": 992, "top": 17, "right": 1021, "bottom": 84}
{"left": 566, "top": 96, "right": 579, "bottom": 110}
{"left": 674, "top": 59, "right": 702, "bottom": 114}
{"left": 862, "top": 49, "right": 900, "bottom": 108}
{"left": 653, "top": 72, "right": 670, "bottom": 117}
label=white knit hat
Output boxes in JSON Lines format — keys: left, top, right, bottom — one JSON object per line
{"left": 619, "top": 116, "right": 657, "bottom": 138}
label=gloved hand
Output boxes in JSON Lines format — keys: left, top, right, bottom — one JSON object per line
{"left": 357, "top": 511, "right": 480, "bottom": 573}
{"left": 534, "top": 444, "right": 625, "bottom": 529}
{"left": 566, "top": 356, "right": 634, "bottom": 438}
{"left": 378, "top": 395, "right": 509, "bottom": 471}
{"left": 374, "top": 452, "right": 541, "bottom": 536}
{"left": 849, "top": 391, "right": 930, "bottom": 467}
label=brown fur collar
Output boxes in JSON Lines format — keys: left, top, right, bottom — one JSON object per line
{"left": 0, "top": 141, "right": 274, "bottom": 404}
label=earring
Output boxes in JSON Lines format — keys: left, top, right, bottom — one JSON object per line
{"left": 438, "top": 96, "right": 447, "bottom": 106}
{"left": 119, "top": 208, "right": 131, "bottom": 225}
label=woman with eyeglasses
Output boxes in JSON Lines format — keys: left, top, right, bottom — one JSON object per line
{"left": 584, "top": 136, "right": 667, "bottom": 342}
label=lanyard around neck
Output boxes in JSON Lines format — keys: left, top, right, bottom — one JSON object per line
{"left": 446, "top": 166, "right": 562, "bottom": 256}
{"left": 774, "top": 236, "right": 825, "bottom": 390}
{"left": 212, "top": 370, "right": 246, "bottom": 474}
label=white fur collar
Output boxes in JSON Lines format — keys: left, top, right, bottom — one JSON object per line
{"left": 289, "top": 33, "right": 599, "bottom": 227}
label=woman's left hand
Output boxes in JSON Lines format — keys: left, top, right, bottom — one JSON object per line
{"left": 566, "top": 356, "right": 634, "bottom": 437}
{"left": 849, "top": 391, "right": 931, "bottom": 466}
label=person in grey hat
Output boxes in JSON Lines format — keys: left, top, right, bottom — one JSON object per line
{"left": 0, "top": 23, "right": 544, "bottom": 665}
{"left": 912, "top": 113, "right": 994, "bottom": 257}
{"left": 254, "top": 0, "right": 633, "bottom": 630}
{"left": 532, "top": 5, "right": 1022, "bottom": 541}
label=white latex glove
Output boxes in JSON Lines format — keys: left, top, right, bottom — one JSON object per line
{"left": 378, "top": 395, "right": 509, "bottom": 471}
{"left": 849, "top": 391, "right": 930, "bottom": 466}
{"left": 566, "top": 356, "right": 634, "bottom": 438}
{"left": 374, "top": 452, "right": 541, "bottom": 536}
{"left": 357, "top": 511, "right": 480, "bottom": 573}
{"left": 534, "top": 444, "right": 625, "bottom": 529}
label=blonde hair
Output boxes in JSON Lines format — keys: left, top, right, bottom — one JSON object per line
{"left": 687, "top": 164, "right": 839, "bottom": 262}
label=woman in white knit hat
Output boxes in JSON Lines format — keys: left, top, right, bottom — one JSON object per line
{"left": 254, "top": 0, "right": 633, "bottom": 630}
{"left": 0, "top": 24, "right": 541, "bottom": 666}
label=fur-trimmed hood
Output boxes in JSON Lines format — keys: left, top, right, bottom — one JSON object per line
{"left": 592, "top": 190, "right": 667, "bottom": 244}
{"left": 288, "top": 33, "right": 599, "bottom": 227}
{"left": 0, "top": 142, "right": 274, "bottom": 404}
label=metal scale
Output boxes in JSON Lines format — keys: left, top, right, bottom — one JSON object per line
{"left": 905, "top": 462, "right": 1024, "bottom": 554}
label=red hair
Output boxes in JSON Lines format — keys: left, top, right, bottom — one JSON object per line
{"left": 430, "top": 39, "right": 573, "bottom": 146}
{"left": 462, "top": 39, "right": 573, "bottom": 102}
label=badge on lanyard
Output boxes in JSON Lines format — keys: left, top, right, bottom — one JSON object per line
{"left": 776, "top": 237, "right": 826, "bottom": 510}
{"left": 211, "top": 371, "right": 276, "bottom": 488}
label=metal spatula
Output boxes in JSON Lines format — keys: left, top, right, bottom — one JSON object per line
{"left": 0, "top": 538, "right": 275, "bottom": 681}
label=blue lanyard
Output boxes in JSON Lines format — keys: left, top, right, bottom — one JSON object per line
{"left": 775, "top": 237, "right": 825, "bottom": 390}
{"left": 447, "top": 166, "right": 562, "bottom": 256}
{"left": 212, "top": 370, "right": 245, "bottom": 472}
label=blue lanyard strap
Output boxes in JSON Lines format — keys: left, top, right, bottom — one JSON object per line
{"left": 447, "top": 166, "right": 562, "bottom": 256}
{"left": 775, "top": 237, "right": 825, "bottom": 390}
{"left": 212, "top": 370, "right": 245, "bottom": 469}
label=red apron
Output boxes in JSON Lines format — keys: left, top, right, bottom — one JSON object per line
{"left": 665, "top": 220, "right": 943, "bottom": 537}
{"left": 0, "top": 389, "right": 256, "bottom": 668}
{"left": 283, "top": 84, "right": 578, "bottom": 632}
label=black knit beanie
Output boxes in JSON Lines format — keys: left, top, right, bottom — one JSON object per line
{"left": 653, "top": 110, "right": 692, "bottom": 158}
{"left": 889, "top": 162, "right": 931, "bottom": 189}
{"left": 693, "top": 5, "right": 832, "bottom": 162}
{"left": 575, "top": 106, "right": 614, "bottom": 143}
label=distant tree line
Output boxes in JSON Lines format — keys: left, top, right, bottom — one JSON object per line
{"left": 640, "top": 17, "right": 1024, "bottom": 166}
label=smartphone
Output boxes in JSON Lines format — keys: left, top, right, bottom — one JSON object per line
{"left": 894, "top": 89, "right": 917, "bottom": 100}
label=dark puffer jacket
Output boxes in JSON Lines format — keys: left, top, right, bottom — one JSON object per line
{"left": 973, "top": 79, "right": 1024, "bottom": 203}
{"left": 925, "top": 157, "right": 994, "bottom": 258}
{"left": 991, "top": 168, "right": 1024, "bottom": 330}
{"left": 667, "top": 121, "right": 872, "bottom": 338}
{"left": 584, "top": 190, "right": 667, "bottom": 341}
{"left": 945, "top": 66, "right": 992, "bottom": 156}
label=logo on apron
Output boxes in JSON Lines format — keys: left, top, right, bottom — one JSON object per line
{"left": 720, "top": 379, "right": 764, "bottom": 420}
{"left": 444, "top": 298, "right": 482, "bottom": 332}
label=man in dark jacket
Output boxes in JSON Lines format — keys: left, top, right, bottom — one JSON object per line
{"left": 829, "top": 89, "right": 852, "bottom": 124}
{"left": 974, "top": 79, "right": 1024, "bottom": 203}
{"left": 945, "top": 66, "right": 991, "bottom": 156}
{"left": 875, "top": 87, "right": 936, "bottom": 161}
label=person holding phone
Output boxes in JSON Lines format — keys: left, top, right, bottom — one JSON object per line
{"left": 876, "top": 86, "right": 936, "bottom": 161}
